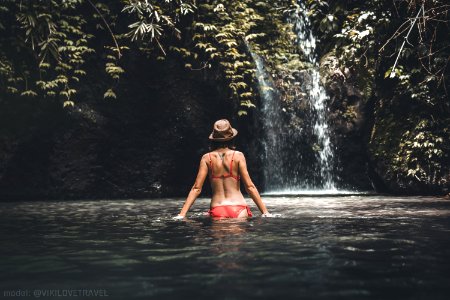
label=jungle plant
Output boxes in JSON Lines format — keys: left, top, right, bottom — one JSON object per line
{"left": 0, "top": 0, "right": 195, "bottom": 106}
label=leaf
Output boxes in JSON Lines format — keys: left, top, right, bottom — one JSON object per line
{"left": 104, "top": 88, "right": 117, "bottom": 99}
{"left": 20, "top": 90, "right": 37, "bottom": 97}
{"left": 384, "top": 69, "right": 392, "bottom": 78}
{"left": 74, "top": 70, "right": 86, "bottom": 76}
{"left": 63, "top": 101, "right": 75, "bottom": 107}
{"left": 238, "top": 110, "right": 248, "bottom": 116}
{"left": 240, "top": 100, "right": 256, "bottom": 108}
{"left": 205, "top": 47, "right": 217, "bottom": 53}
{"left": 240, "top": 92, "right": 253, "bottom": 98}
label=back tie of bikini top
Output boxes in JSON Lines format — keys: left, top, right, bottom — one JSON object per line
{"left": 208, "top": 150, "right": 240, "bottom": 181}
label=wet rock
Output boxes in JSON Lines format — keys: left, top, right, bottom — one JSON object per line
{"left": 0, "top": 58, "right": 233, "bottom": 200}
{"left": 319, "top": 53, "right": 372, "bottom": 191}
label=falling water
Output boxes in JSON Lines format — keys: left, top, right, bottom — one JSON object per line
{"left": 291, "top": 1, "right": 337, "bottom": 190}
{"left": 248, "top": 1, "right": 338, "bottom": 193}
{"left": 248, "top": 48, "right": 285, "bottom": 190}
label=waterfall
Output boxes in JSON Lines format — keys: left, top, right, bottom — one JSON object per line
{"left": 291, "top": 1, "right": 337, "bottom": 190}
{"left": 248, "top": 49, "right": 285, "bottom": 190}
{"left": 248, "top": 1, "right": 338, "bottom": 193}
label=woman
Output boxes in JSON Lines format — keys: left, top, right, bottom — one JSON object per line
{"left": 174, "top": 119, "right": 271, "bottom": 219}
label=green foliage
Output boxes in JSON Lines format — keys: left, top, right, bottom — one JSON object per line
{"left": 393, "top": 119, "right": 448, "bottom": 185}
{"left": 167, "top": 0, "right": 301, "bottom": 114}
{"left": 0, "top": 0, "right": 448, "bottom": 127}
{"left": 0, "top": 0, "right": 314, "bottom": 114}
{"left": 171, "top": 1, "right": 263, "bottom": 113}
{"left": 302, "top": 0, "right": 449, "bottom": 192}
{"left": 370, "top": 107, "right": 449, "bottom": 190}
{"left": 0, "top": 0, "right": 194, "bottom": 106}
{"left": 309, "top": 0, "right": 449, "bottom": 108}
{"left": 0, "top": 1, "right": 94, "bottom": 104}
{"left": 103, "top": 88, "right": 116, "bottom": 99}
{"left": 122, "top": 0, "right": 194, "bottom": 43}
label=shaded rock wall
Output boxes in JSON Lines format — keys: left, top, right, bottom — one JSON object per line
{"left": 367, "top": 94, "right": 450, "bottom": 195}
{"left": 318, "top": 51, "right": 449, "bottom": 195}
{"left": 0, "top": 56, "right": 248, "bottom": 200}
{"left": 319, "top": 53, "right": 373, "bottom": 191}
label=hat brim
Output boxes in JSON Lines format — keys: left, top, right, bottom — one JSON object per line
{"left": 208, "top": 128, "right": 238, "bottom": 141}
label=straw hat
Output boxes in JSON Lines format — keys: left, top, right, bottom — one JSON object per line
{"left": 208, "top": 119, "right": 238, "bottom": 141}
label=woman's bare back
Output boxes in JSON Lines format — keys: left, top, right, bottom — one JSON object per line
{"left": 176, "top": 142, "right": 269, "bottom": 218}
{"left": 207, "top": 150, "right": 247, "bottom": 207}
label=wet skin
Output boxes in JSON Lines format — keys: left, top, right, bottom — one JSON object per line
{"left": 178, "top": 147, "right": 269, "bottom": 218}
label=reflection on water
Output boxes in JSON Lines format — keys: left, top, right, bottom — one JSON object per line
{"left": 0, "top": 196, "right": 449, "bottom": 299}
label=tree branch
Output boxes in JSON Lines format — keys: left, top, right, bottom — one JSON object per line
{"left": 87, "top": 0, "right": 122, "bottom": 59}
{"left": 388, "top": 4, "right": 423, "bottom": 78}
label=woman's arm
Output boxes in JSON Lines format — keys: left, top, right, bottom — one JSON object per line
{"left": 176, "top": 154, "right": 209, "bottom": 217}
{"left": 238, "top": 152, "right": 269, "bottom": 215}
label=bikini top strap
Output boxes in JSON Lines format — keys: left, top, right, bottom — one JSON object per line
{"left": 229, "top": 150, "right": 236, "bottom": 176}
{"left": 208, "top": 152, "right": 213, "bottom": 176}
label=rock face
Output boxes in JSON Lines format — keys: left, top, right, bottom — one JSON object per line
{"left": 0, "top": 58, "right": 241, "bottom": 200}
{"left": 318, "top": 52, "right": 449, "bottom": 195}
{"left": 319, "top": 54, "right": 373, "bottom": 191}
{"left": 367, "top": 96, "right": 450, "bottom": 195}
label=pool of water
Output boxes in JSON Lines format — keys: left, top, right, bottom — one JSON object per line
{"left": 1, "top": 196, "right": 449, "bottom": 299}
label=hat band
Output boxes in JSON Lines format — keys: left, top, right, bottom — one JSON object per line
{"left": 213, "top": 128, "right": 233, "bottom": 139}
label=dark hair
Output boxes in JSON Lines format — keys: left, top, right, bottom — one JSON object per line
{"left": 209, "top": 139, "right": 236, "bottom": 151}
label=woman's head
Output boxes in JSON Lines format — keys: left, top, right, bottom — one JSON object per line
{"left": 209, "top": 119, "right": 238, "bottom": 141}
{"left": 208, "top": 119, "right": 238, "bottom": 150}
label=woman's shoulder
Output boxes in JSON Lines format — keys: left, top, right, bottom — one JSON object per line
{"left": 200, "top": 149, "right": 245, "bottom": 158}
{"left": 200, "top": 152, "right": 211, "bottom": 161}
{"left": 231, "top": 150, "right": 245, "bottom": 158}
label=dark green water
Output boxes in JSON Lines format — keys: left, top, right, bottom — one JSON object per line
{"left": 1, "top": 196, "right": 449, "bottom": 299}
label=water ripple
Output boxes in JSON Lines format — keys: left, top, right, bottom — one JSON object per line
{"left": 0, "top": 196, "right": 449, "bottom": 299}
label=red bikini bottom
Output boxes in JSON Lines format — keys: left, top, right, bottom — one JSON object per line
{"left": 208, "top": 205, "right": 253, "bottom": 218}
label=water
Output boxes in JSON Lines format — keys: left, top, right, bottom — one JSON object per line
{"left": 249, "top": 49, "right": 285, "bottom": 191}
{"left": 1, "top": 196, "right": 449, "bottom": 299}
{"left": 291, "top": 1, "right": 337, "bottom": 190}
{"left": 249, "top": 2, "right": 337, "bottom": 192}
